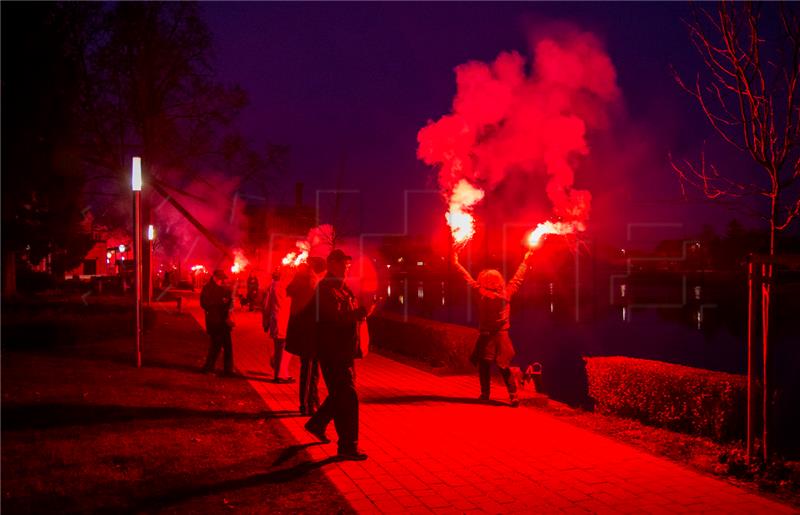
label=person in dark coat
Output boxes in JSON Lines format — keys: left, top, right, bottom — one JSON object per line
{"left": 200, "top": 269, "right": 235, "bottom": 375}
{"left": 246, "top": 274, "right": 259, "bottom": 311}
{"left": 286, "top": 257, "right": 327, "bottom": 415}
{"left": 452, "top": 248, "right": 535, "bottom": 406}
{"left": 304, "top": 249, "right": 368, "bottom": 461}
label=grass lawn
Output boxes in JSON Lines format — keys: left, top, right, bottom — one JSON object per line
{"left": 1, "top": 298, "right": 352, "bottom": 514}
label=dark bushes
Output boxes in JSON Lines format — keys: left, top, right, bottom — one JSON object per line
{"left": 585, "top": 356, "right": 746, "bottom": 441}
{"left": 368, "top": 312, "right": 477, "bottom": 372}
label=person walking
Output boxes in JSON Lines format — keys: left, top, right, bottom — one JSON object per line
{"left": 246, "top": 273, "right": 260, "bottom": 312}
{"left": 286, "top": 257, "right": 327, "bottom": 415}
{"left": 200, "top": 269, "right": 235, "bottom": 376}
{"left": 304, "top": 249, "right": 368, "bottom": 461}
{"left": 263, "top": 269, "right": 294, "bottom": 383}
{"left": 452, "top": 248, "right": 535, "bottom": 407}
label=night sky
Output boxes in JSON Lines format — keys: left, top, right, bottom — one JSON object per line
{"left": 201, "top": 2, "right": 757, "bottom": 247}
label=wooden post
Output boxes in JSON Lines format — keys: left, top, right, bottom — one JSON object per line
{"left": 746, "top": 258, "right": 755, "bottom": 463}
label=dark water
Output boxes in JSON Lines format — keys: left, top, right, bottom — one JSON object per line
{"left": 381, "top": 268, "right": 800, "bottom": 449}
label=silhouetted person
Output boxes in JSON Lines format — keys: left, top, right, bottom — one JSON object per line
{"left": 246, "top": 274, "right": 259, "bottom": 311}
{"left": 304, "top": 249, "right": 368, "bottom": 461}
{"left": 286, "top": 257, "right": 327, "bottom": 415}
{"left": 263, "top": 269, "right": 294, "bottom": 383}
{"left": 201, "top": 269, "right": 235, "bottom": 376}
{"left": 452, "top": 248, "right": 536, "bottom": 407}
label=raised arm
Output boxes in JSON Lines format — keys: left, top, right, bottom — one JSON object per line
{"left": 452, "top": 251, "right": 479, "bottom": 290}
{"left": 506, "top": 250, "right": 534, "bottom": 298}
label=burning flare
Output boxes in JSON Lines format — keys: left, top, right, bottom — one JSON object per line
{"left": 526, "top": 220, "right": 584, "bottom": 248}
{"left": 446, "top": 179, "right": 485, "bottom": 245}
{"left": 230, "top": 248, "right": 249, "bottom": 274}
{"left": 281, "top": 240, "right": 310, "bottom": 267}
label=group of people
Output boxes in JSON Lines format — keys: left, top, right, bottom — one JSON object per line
{"left": 201, "top": 248, "right": 370, "bottom": 461}
{"left": 200, "top": 244, "right": 539, "bottom": 461}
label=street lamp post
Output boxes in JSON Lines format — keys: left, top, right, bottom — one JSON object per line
{"left": 147, "top": 224, "right": 155, "bottom": 304}
{"left": 132, "top": 157, "right": 143, "bottom": 368}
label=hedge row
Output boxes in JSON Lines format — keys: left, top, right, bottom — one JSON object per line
{"left": 584, "top": 356, "right": 747, "bottom": 442}
{"left": 367, "top": 312, "right": 477, "bottom": 372}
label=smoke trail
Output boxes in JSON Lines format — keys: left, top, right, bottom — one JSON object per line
{"left": 418, "top": 27, "right": 620, "bottom": 236}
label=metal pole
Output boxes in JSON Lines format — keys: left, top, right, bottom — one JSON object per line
{"left": 148, "top": 237, "right": 153, "bottom": 304}
{"left": 761, "top": 262, "right": 770, "bottom": 462}
{"left": 135, "top": 190, "right": 142, "bottom": 368}
{"left": 746, "top": 258, "right": 755, "bottom": 464}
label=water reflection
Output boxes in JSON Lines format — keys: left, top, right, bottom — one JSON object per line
{"left": 381, "top": 276, "right": 728, "bottom": 333}
{"left": 377, "top": 271, "right": 797, "bottom": 441}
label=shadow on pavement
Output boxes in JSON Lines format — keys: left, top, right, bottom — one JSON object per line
{"left": 271, "top": 443, "right": 326, "bottom": 467}
{"left": 362, "top": 394, "right": 507, "bottom": 407}
{"left": 118, "top": 457, "right": 341, "bottom": 514}
{"left": 1, "top": 403, "right": 303, "bottom": 431}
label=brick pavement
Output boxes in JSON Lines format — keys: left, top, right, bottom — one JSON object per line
{"left": 188, "top": 302, "right": 796, "bottom": 514}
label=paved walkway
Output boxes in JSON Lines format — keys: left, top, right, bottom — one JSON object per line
{"left": 188, "top": 302, "right": 796, "bottom": 514}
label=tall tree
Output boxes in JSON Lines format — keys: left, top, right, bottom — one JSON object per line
{"left": 1, "top": 3, "right": 97, "bottom": 294}
{"left": 671, "top": 1, "right": 800, "bottom": 254}
{"left": 671, "top": 1, "right": 800, "bottom": 460}
{"left": 79, "top": 2, "right": 265, "bottom": 228}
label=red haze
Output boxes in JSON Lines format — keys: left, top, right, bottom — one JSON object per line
{"left": 417, "top": 27, "right": 620, "bottom": 239}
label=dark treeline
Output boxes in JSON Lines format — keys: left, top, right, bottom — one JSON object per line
{"left": 1, "top": 3, "right": 276, "bottom": 296}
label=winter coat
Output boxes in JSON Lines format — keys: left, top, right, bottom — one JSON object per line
{"left": 200, "top": 280, "right": 233, "bottom": 334}
{"left": 263, "top": 279, "right": 291, "bottom": 340}
{"left": 285, "top": 268, "right": 320, "bottom": 358}
{"left": 315, "top": 273, "right": 365, "bottom": 365}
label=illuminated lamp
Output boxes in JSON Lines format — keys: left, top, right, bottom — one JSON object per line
{"left": 132, "top": 157, "right": 142, "bottom": 191}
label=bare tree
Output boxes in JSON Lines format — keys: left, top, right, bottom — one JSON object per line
{"left": 672, "top": 1, "right": 800, "bottom": 461}
{"left": 671, "top": 1, "right": 800, "bottom": 254}
{"left": 79, "top": 3, "right": 271, "bottom": 227}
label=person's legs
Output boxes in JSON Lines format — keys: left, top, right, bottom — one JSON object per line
{"left": 299, "top": 357, "right": 311, "bottom": 412}
{"left": 202, "top": 332, "right": 223, "bottom": 371}
{"left": 330, "top": 364, "right": 359, "bottom": 455}
{"left": 222, "top": 331, "right": 234, "bottom": 374}
{"left": 272, "top": 338, "right": 285, "bottom": 380}
{"left": 499, "top": 366, "right": 519, "bottom": 406}
{"left": 308, "top": 359, "right": 320, "bottom": 412}
{"left": 278, "top": 344, "right": 292, "bottom": 379}
{"left": 478, "top": 360, "right": 491, "bottom": 399}
{"left": 307, "top": 360, "right": 335, "bottom": 432}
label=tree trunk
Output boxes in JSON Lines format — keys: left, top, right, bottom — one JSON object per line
{"left": 761, "top": 191, "right": 778, "bottom": 461}
{"left": 2, "top": 249, "right": 17, "bottom": 298}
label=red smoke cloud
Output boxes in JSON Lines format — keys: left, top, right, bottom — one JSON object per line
{"left": 418, "top": 28, "right": 620, "bottom": 241}
{"left": 155, "top": 172, "right": 248, "bottom": 269}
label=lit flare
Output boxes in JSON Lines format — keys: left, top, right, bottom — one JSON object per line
{"left": 446, "top": 179, "right": 485, "bottom": 245}
{"left": 281, "top": 240, "right": 310, "bottom": 267}
{"left": 230, "top": 248, "right": 249, "bottom": 274}
{"left": 526, "top": 220, "right": 584, "bottom": 248}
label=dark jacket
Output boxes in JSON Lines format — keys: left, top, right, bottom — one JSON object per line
{"left": 314, "top": 273, "right": 365, "bottom": 364}
{"left": 454, "top": 261, "right": 528, "bottom": 368}
{"left": 285, "top": 268, "right": 320, "bottom": 358}
{"left": 200, "top": 280, "right": 233, "bottom": 334}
